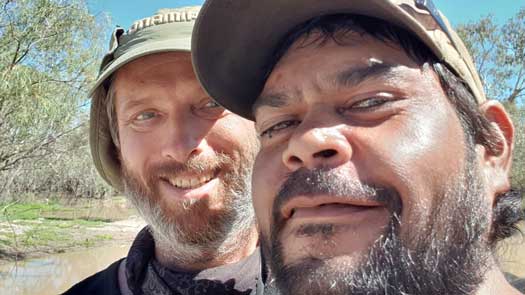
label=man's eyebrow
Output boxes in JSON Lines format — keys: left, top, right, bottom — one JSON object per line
{"left": 336, "top": 62, "right": 396, "bottom": 88}
{"left": 252, "top": 92, "right": 296, "bottom": 114}
{"left": 119, "top": 97, "right": 151, "bottom": 112}
{"left": 252, "top": 63, "right": 396, "bottom": 115}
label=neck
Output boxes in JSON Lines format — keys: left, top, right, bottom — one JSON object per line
{"left": 475, "top": 258, "right": 523, "bottom": 295}
{"left": 154, "top": 226, "right": 259, "bottom": 271}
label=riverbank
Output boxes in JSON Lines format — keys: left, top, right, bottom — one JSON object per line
{"left": 0, "top": 197, "right": 523, "bottom": 283}
{"left": 0, "top": 196, "right": 145, "bottom": 264}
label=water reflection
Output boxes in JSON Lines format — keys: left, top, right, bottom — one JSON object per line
{"left": 0, "top": 244, "right": 130, "bottom": 294}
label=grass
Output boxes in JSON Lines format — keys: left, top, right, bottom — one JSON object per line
{"left": 0, "top": 202, "right": 64, "bottom": 221}
{"left": 0, "top": 218, "right": 101, "bottom": 248}
{"left": 0, "top": 197, "right": 133, "bottom": 261}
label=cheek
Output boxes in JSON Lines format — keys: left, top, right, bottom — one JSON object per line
{"left": 206, "top": 115, "right": 258, "bottom": 157}
{"left": 397, "top": 103, "right": 467, "bottom": 188}
{"left": 361, "top": 100, "right": 467, "bottom": 221}
{"left": 119, "top": 128, "right": 156, "bottom": 174}
{"left": 394, "top": 113, "right": 463, "bottom": 169}
{"left": 252, "top": 148, "right": 284, "bottom": 234}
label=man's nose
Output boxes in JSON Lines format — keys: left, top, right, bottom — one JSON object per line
{"left": 160, "top": 117, "right": 205, "bottom": 163}
{"left": 282, "top": 123, "right": 352, "bottom": 171}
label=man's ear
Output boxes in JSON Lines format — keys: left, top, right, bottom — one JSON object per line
{"left": 478, "top": 100, "right": 514, "bottom": 198}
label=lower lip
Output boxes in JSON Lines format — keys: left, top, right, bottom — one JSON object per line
{"left": 290, "top": 204, "right": 384, "bottom": 223}
{"left": 159, "top": 178, "right": 219, "bottom": 200}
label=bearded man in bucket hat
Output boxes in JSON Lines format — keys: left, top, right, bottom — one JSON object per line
{"left": 192, "top": 0, "right": 525, "bottom": 294}
{"left": 64, "top": 6, "right": 262, "bottom": 295}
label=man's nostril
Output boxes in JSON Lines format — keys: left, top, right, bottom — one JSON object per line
{"left": 313, "top": 149, "right": 337, "bottom": 158}
{"left": 289, "top": 155, "right": 302, "bottom": 164}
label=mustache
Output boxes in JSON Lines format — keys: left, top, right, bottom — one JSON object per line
{"left": 146, "top": 153, "right": 232, "bottom": 179}
{"left": 272, "top": 168, "right": 402, "bottom": 228}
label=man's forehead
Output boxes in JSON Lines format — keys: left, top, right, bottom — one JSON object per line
{"left": 253, "top": 33, "right": 424, "bottom": 116}
{"left": 254, "top": 60, "right": 408, "bottom": 115}
{"left": 112, "top": 53, "right": 204, "bottom": 110}
{"left": 112, "top": 52, "right": 194, "bottom": 93}
{"left": 277, "top": 28, "right": 412, "bottom": 65}
{"left": 288, "top": 29, "right": 364, "bottom": 50}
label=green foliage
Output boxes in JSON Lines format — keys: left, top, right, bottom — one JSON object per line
{"left": 457, "top": 8, "right": 525, "bottom": 190}
{"left": 0, "top": 0, "right": 113, "bottom": 200}
{"left": 506, "top": 105, "right": 525, "bottom": 190}
{"left": 0, "top": 202, "right": 63, "bottom": 220}
{"left": 457, "top": 8, "right": 525, "bottom": 104}
{"left": 22, "top": 227, "right": 70, "bottom": 246}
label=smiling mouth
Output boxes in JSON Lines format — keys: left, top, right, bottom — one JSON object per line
{"left": 161, "top": 169, "right": 219, "bottom": 190}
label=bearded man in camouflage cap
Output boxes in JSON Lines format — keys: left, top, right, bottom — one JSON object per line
{"left": 192, "top": 0, "right": 525, "bottom": 294}
{"left": 65, "top": 7, "right": 261, "bottom": 295}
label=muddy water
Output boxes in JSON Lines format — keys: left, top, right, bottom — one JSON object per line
{"left": 0, "top": 244, "right": 130, "bottom": 295}
{"left": 0, "top": 238, "right": 523, "bottom": 294}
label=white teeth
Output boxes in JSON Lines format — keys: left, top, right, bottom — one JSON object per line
{"left": 167, "top": 174, "right": 214, "bottom": 189}
{"left": 190, "top": 178, "right": 198, "bottom": 187}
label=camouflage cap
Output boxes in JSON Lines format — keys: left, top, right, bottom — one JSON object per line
{"left": 90, "top": 6, "right": 200, "bottom": 191}
{"left": 191, "top": 0, "right": 486, "bottom": 119}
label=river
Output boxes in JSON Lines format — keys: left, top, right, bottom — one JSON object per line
{"left": 1, "top": 234, "right": 524, "bottom": 294}
{"left": 0, "top": 244, "right": 130, "bottom": 294}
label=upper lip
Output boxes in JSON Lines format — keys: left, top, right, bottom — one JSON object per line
{"left": 280, "top": 195, "right": 385, "bottom": 219}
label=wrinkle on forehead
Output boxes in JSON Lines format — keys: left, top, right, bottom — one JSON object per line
{"left": 256, "top": 35, "right": 426, "bottom": 120}
{"left": 115, "top": 52, "right": 192, "bottom": 84}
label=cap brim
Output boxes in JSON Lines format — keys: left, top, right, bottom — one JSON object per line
{"left": 192, "top": 0, "right": 448, "bottom": 120}
{"left": 89, "top": 38, "right": 191, "bottom": 97}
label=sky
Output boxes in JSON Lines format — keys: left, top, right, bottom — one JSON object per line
{"left": 88, "top": 0, "right": 524, "bottom": 30}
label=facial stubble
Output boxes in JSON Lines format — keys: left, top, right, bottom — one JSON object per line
{"left": 122, "top": 151, "right": 256, "bottom": 265}
{"left": 262, "top": 149, "right": 492, "bottom": 295}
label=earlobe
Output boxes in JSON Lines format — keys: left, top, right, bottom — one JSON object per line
{"left": 478, "top": 100, "right": 514, "bottom": 196}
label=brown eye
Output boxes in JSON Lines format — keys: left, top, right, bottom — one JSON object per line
{"left": 352, "top": 97, "right": 389, "bottom": 109}
{"left": 260, "top": 120, "right": 300, "bottom": 139}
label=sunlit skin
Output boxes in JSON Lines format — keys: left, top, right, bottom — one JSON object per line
{"left": 252, "top": 32, "right": 517, "bottom": 293}
{"left": 113, "top": 52, "right": 258, "bottom": 269}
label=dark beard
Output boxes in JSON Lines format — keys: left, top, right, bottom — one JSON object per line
{"left": 262, "top": 151, "right": 491, "bottom": 295}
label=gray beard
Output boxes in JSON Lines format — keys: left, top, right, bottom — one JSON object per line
{"left": 122, "top": 159, "right": 255, "bottom": 266}
{"left": 263, "top": 149, "right": 493, "bottom": 295}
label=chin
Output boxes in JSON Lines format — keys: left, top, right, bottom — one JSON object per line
{"left": 279, "top": 225, "right": 383, "bottom": 267}
{"left": 268, "top": 255, "right": 357, "bottom": 295}
{"left": 163, "top": 196, "right": 219, "bottom": 221}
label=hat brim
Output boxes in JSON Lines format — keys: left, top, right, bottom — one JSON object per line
{"left": 90, "top": 38, "right": 191, "bottom": 97}
{"left": 192, "top": 0, "right": 475, "bottom": 120}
